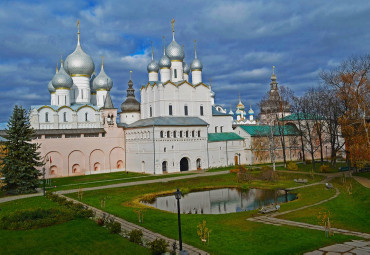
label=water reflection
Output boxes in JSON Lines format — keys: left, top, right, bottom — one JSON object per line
{"left": 141, "top": 188, "right": 297, "bottom": 214}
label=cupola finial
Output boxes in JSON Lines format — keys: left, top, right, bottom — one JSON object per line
{"left": 60, "top": 55, "right": 63, "bottom": 67}
{"left": 56, "top": 61, "right": 58, "bottom": 73}
{"left": 272, "top": 65, "right": 275, "bottom": 74}
{"left": 162, "top": 36, "right": 166, "bottom": 55}
{"left": 194, "top": 39, "right": 197, "bottom": 59}
{"left": 130, "top": 70, "right": 132, "bottom": 80}
{"left": 101, "top": 56, "right": 104, "bottom": 68}
{"left": 171, "top": 18, "right": 175, "bottom": 40}
{"left": 77, "top": 20, "right": 80, "bottom": 46}
{"left": 151, "top": 40, "right": 154, "bottom": 60}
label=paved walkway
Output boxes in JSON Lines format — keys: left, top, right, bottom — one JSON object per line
{"left": 62, "top": 195, "right": 208, "bottom": 255}
{"left": 56, "top": 170, "right": 230, "bottom": 195}
{"left": 304, "top": 240, "right": 370, "bottom": 255}
{"left": 0, "top": 190, "right": 43, "bottom": 203}
{"left": 353, "top": 176, "right": 370, "bottom": 188}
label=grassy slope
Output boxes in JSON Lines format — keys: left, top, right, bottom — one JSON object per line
{"left": 67, "top": 173, "right": 354, "bottom": 255}
{"left": 0, "top": 197, "right": 149, "bottom": 255}
{"left": 278, "top": 177, "right": 370, "bottom": 233}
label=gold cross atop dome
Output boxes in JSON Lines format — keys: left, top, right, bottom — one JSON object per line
{"left": 171, "top": 18, "right": 175, "bottom": 32}
{"left": 273, "top": 66, "right": 275, "bottom": 74}
{"left": 77, "top": 20, "right": 80, "bottom": 33}
{"left": 130, "top": 70, "right": 132, "bottom": 80}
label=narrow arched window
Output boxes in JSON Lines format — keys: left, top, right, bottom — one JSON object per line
{"left": 167, "top": 131, "right": 170, "bottom": 138}
{"left": 186, "top": 131, "right": 189, "bottom": 137}
{"left": 184, "top": 105, "right": 188, "bottom": 116}
{"left": 198, "top": 130, "right": 201, "bottom": 137}
{"left": 173, "top": 131, "right": 176, "bottom": 138}
{"left": 85, "top": 112, "right": 88, "bottom": 122}
{"left": 215, "top": 126, "right": 218, "bottom": 133}
{"left": 160, "top": 131, "right": 163, "bottom": 138}
{"left": 200, "top": 105, "right": 204, "bottom": 116}
{"left": 63, "top": 112, "right": 67, "bottom": 122}
{"left": 174, "top": 69, "right": 177, "bottom": 78}
{"left": 169, "top": 104, "right": 173, "bottom": 116}
{"left": 150, "top": 106, "right": 152, "bottom": 117}
{"left": 192, "top": 130, "right": 195, "bottom": 137}
{"left": 180, "top": 131, "right": 183, "bottom": 138}
{"left": 45, "top": 112, "right": 49, "bottom": 122}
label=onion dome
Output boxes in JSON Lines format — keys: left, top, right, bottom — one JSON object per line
{"left": 147, "top": 41, "right": 159, "bottom": 73}
{"left": 121, "top": 73, "right": 140, "bottom": 113}
{"left": 236, "top": 95, "right": 245, "bottom": 110}
{"left": 248, "top": 105, "right": 254, "bottom": 115}
{"left": 159, "top": 36, "right": 171, "bottom": 69}
{"left": 64, "top": 21, "right": 95, "bottom": 77}
{"left": 165, "top": 22, "right": 184, "bottom": 61}
{"left": 93, "top": 56, "right": 113, "bottom": 91}
{"left": 90, "top": 71, "right": 96, "bottom": 94}
{"left": 183, "top": 62, "right": 190, "bottom": 74}
{"left": 52, "top": 58, "right": 73, "bottom": 89}
{"left": 191, "top": 40, "right": 203, "bottom": 71}
{"left": 147, "top": 60, "right": 159, "bottom": 73}
{"left": 235, "top": 109, "right": 241, "bottom": 115}
{"left": 48, "top": 63, "right": 58, "bottom": 93}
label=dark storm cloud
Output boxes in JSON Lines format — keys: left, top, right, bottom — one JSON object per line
{"left": 0, "top": 0, "right": 369, "bottom": 121}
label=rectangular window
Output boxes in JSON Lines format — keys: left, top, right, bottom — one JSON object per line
{"left": 200, "top": 105, "right": 204, "bottom": 116}
{"left": 169, "top": 105, "right": 173, "bottom": 116}
{"left": 184, "top": 105, "right": 188, "bottom": 116}
{"left": 220, "top": 126, "right": 223, "bottom": 133}
{"left": 45, "top": 134, "right": 62, "bottom": 139}
{"left": 63, "top": 112, "right": 67, "bottom": 122}
{"left": 65, "top": 134, "right": 81, "bottom": 138}
{"left": 81, "top": 90, "right": 83, "bottom": 99}
{"left": 150, "top": 106, "right": 152, "bottom": 117}
{"left": 84, "top": 133, "right": 99, "bottom": 137}
{"left": 45, "top": 112, "right": 49, "bottom": 122}
{"left": 215, "top": 127, "right": 218, "bottom": 133}
{"left": 174, "top": 69, "right": 177, "bottom": 79}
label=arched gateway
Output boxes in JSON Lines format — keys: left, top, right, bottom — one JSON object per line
{"left": 180, "top": 157, "right": 189, "bottom": 171}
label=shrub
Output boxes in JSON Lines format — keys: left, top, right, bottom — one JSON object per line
{"left": 319, "top": 165, "right": 331, "bottom": 173}
{"left": 229, "top": 168, "right": 239, "bottom": 174}
{"left": 96, "top": 217, "right": 105, "bottom": 226}
{"left": 287, "top": 162, "right": 298, "bottom": 171}
{"left": 236, "top": 168, "right": 254, "bottom": 183}
{"left": 261, "top": 166, "right": 273, "bottom": 172}
{"left": 108, "top": 221, "right": 121, "bottom": 234}
{"left": 129, "top": 229, "right": 143, "bottom": 244}
{"left": 305, "top": 160, "right": 312, "bottom": 164}
{"left": 0, "top": 208, "right": 74, "bottom": 230}
{"left": 149, "top": 238, "right": 168, "bottom": 255}
{"left": 259, "top": 169, "right": 278, "bottom": 182}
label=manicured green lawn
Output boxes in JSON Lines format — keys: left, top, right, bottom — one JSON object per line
{"left": 0, "top": 197, "right": 150, "bottom": 254}
{"left": 67, "top": 173, "right": 356, "bottom": 255}
{"left": 278, "top": 177, "right": 370, "bottom": 233}
{"left": 43, "top": 171, "right": 196, "bottom": 192}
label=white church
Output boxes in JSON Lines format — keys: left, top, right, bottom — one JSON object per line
{"left": 22, "top": 20, "right": 258, "bottom": 177}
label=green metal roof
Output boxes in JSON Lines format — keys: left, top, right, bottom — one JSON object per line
{"left": 239, "top": 125, "right": 300, "bottom": 137}
{"left": 208, "top": 132, "right": 244, "bottom": 142}
{"left": 280, "top": 113, "right": 325, "bottom": 121}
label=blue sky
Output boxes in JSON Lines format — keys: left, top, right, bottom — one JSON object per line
{"left": 0, "top": 0, "right": 369, "bottom": 122}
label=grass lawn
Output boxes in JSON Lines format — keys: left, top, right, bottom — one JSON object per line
{"left": 43, "top": 170, "right": 196, "bottom": 192}
{"left": 354, "top": 172, "right": 370, "bottom": 179}
{"left": 0, "top": 196, "right": 150, "bottom": 255}
{"left": 278, "top": 177, "right": 370, "bottom": 233}
{"left": 67, "top": 172, "right": 356, "bottom": 255}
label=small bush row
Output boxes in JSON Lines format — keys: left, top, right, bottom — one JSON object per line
{"left": 0, "top": 208, "right": 74, "bottom": 230}
{"left": 45, "top": 192, "right": 94, "bottom": 218}
{"left": 95, "top": 214, "right": 121, "bottom": 234}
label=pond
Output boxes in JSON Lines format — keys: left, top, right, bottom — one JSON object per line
{"left": 141, "top": 188, "right": 297, "bottom": 214}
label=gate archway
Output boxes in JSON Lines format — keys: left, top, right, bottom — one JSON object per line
{"left": 180, "top": 157, "right": 189, "bottom": 171}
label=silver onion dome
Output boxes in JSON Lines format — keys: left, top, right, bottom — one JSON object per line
{"left": 52, "top": 61, "right": 73, "bottom": 89}
{"left": 147, "top": 60, "right": 159, "bottom": 73}
{"left": 159, "top": 54, "right": 171, "bottom": 69}
{"left": 48, "top": 80, "right": 56, "bottom": 93}
{"left": 93, "top": 57, "right": 113, "bottom": 91}
{"left": 64, "top": 23, "right": 95, "bottom": 77}
{"left": 210, "top": 90, "right": 215, "bottom": 98}
{"left": 166, "top": 40, "right": 184, "bottom": 61}
{"left": 183, "top": 62, "right": 190, "bottom": 74}
{"left": 191, "top": 58, "right": 203, "bottom": 71}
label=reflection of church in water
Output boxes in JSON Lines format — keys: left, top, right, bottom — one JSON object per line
{"left": 147, "top": 188, "right": 295, "bottom": 214}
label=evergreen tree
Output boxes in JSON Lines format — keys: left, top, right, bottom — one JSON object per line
{"left": 0, "top": 105, "right": 43, "bottom": 194}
